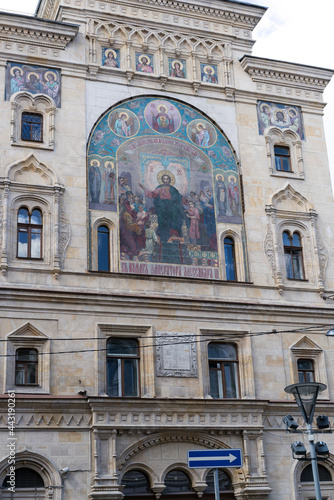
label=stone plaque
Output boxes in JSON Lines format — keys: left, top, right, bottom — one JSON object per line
{"left": 156, "top": 331, "right": 198, "bottom": 377}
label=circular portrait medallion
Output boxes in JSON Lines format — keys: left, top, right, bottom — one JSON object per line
{"left": 108, "top": 108, "right": 140, "bottom": 138}
{"left": 187, "top": 119, "right": 217, "bottom": 148}
{"left": 144, "top": 99, "right": 181, "bottom": 135}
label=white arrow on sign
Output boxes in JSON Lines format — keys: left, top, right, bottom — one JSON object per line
{"left": 189, "top": 453, "right": 237, "bottom": 463}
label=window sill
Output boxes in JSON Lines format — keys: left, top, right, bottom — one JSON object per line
{"left": 11, "top": 141, "right": 54, "bottom": 151}
{"left": 287, "top": 278, "right": 308, "bottom": 282}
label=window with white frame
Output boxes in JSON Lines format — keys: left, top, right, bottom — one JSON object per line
{"left": 265, "top": 127, "right": 304, "bottom": 179}
{"left": 10, "top": 92, "right": 55, "bottom": 150}
{"left": 4, "top": 322, "right": 50, "bottom": 395}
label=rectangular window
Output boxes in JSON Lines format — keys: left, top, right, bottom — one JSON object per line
{"left": 274, "top": 145, "right": 291, "bottom": 172}
{"left": 107, "top": 338, "right": 140, "bottom": 397}
{"left": 208, "top": 343, "right": 239, "bottom": 399}
{"left": 21, "top": 113, "right": 43, "bottom": 142}
{"left": 15, "top": 348, "right": 38, "bottom": 385}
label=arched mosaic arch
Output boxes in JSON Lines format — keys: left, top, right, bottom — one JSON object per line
{"left": 87, "top": 95, "right": 243, "bottom": 280}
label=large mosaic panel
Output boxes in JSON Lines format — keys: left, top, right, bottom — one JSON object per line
{"left": 257, "top": 101, "right": 304, "bottom": 139}
{"left": 5, "top": 62, "right": 61, "bottom": 107}
{"left": 88, "top": 96, "right": 241, "bottom": 280}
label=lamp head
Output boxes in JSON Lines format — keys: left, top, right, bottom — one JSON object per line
{"left": 291, "top": 441, "right": 307, "bottom": 457}
{"left": 315, "top": 441, "right": 329, "bottom": 456}
{"left": 316, "top": 415, "right": 330, "bottom": 430}
{"left": 284, "top": 383, "right": 327, "bottom": 424}
{"left": 283, "top": 414, "right": 299, "bottom": 430}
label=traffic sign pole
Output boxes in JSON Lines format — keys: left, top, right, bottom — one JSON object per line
{"left": 214, "top": 468, "right": 219, "bottom": 500}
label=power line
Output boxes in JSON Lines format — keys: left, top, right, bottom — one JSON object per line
{"left": 0, "top": 323, "right": 330, "bottom": 358}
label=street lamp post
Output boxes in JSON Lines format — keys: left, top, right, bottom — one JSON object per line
{"left": 284, "top": 382, "right": 327, "bottom": 500}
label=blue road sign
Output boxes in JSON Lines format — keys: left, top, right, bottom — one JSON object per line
{"left": 188, "top": 449, "right": 242, "bottom": 468}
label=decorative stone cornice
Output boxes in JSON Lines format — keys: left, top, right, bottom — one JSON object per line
{"left": 0, "top": 12, "right": 78, "bottom": 50}
{"left": 240, "top": 55, "right": 334, "bottom": 93}
{"left": 38, "top": 0, "right": 266, "bottom": 29}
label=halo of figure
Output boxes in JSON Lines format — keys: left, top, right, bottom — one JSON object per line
{"left": 136, "top": 54, "right": 154, "bottom": 73}
{"left": 170, "top": 60, "right": 185, "bottom": 79}
{"left": 103, "top": 49, "right": 119, "bottom": 68}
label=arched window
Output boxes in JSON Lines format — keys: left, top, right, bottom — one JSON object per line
{"left": 107, "top": 338, "right": 139, "bottom": 397}
{"left": 283, "top": 231, "right": 304, "bottom": 280}
{"left": 162, "top": 470, "right": 193, "bottom": 495}
{"left": 297, "top": 359, "right": 315, "bottom": 383}
{"left": 17, "top": 207, "right": 42, "bottom": 259}
{"left": 3, "top": 467, "right": 44, "bottom": 489}
{"left": 274, "top": 145, "right": 291, "bottom": 172}
{"left": 204, "top": 470, "right": 232, "bottom": 491}
{"left": 301, "top": 464, "right": 332, "bottom": 482}
{"left": 224, "top": 237, "right": 236, "bottom": 281}
{"left": 21, "top": 112, "right": 43, "bottom": 142}
{"left": 15, "top": 348, "right": 38, "bottom": 385}
{"left": 122, "top": 470, "right": 154, "bottom": 496}
{"left": 98, "top": 225, "right": 110, "bottom": 271}
{"left": 208, "top": 343, "right": 239, "bottom": 399}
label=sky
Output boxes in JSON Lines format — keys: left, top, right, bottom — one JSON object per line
{"left": 0, "top": 0, "right": 333, "bottom": 186}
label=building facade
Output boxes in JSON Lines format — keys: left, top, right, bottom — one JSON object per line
{"left": 0, "top": 0, "right": 334, "bottom": 498}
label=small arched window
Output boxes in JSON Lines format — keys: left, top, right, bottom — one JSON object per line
{"left": 301, "top": 464, "right": 332, "bottom": 482}
{"left": 297, "top": 359, "right": 315, "bottom": 383}
{"left": 163, "top": 470, "right": 192, "bottom": 494}
{"left": 15, "top": 348, "right": 38, "bottom": 385}
{"left": 98, "top": 225, "right": 110, "bottom": 271}
{"left": 122, "top": 470, "right": 153, "bottom": 496}
{"left": 224, "top": 237, "right": 236, "bottom": 281}
{"left": 17, "top": 207, "right": 42, "bottom": 259}
{"left": 208, "top": 343, "right": 239, "bottom": 399}
{"left": 283, "top": 231, "right": 304, "bottom": 280}
{"left": 107, "top": 338, "right": 139, "bottom": 397}
{"left": 204, "top": 469, "right": 233, "bottom": 492}
{"left": 3, "top": 467, "right": 44, "bottom": 488}
{"left": 274, "top": 145, "right": 291, "bottom": 172}
{"left": 21, "top": 112, "right": 43, "bottom": 142}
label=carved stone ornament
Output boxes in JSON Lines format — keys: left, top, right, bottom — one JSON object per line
{"left": 59, "top": 197, "right": 71, "bottom": 269}
{"left": 156, "top": 331, "right": 198, "bottom": 378}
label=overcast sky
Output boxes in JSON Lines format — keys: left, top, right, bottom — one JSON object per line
{"left": 1, "top": 0, "right": 333, "bottom": 186}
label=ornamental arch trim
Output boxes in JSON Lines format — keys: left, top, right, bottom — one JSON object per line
{"left": 118, "top": 431, "right": 231, "bottom": 469}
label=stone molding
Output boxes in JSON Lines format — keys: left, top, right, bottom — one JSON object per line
{"left": 240, "top": 56, "right": 334, "bottom": 93}
{"left": 38, "top": 0, "right": 265, "bottom": 29}
{"left": 0, "top": 12, "right": 78, "bottom": 50}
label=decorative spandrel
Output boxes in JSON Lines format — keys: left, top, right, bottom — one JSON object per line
{"left": 87, "top": 96, "right": 242, "bottom": 280}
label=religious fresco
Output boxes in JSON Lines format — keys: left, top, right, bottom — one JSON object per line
{"left": 102, "top": 48, "right": 120, "bottom": 68}
{"left": 5, "top": 62, "right": 61, "bottom": 107}
{"left": 135, "top": 53, "right": 154, "bottom": 73}
{"left": 169, "top": 59, "right": 186, "bottom": 79}
{"left": 87, "top": 96, "right": 241, "bottom": 280}
{"left": 200, "top": 64, "right": 218, "bottom": 84}
{"left": 257, "top": 101, "right": 304, "bottom": 139}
